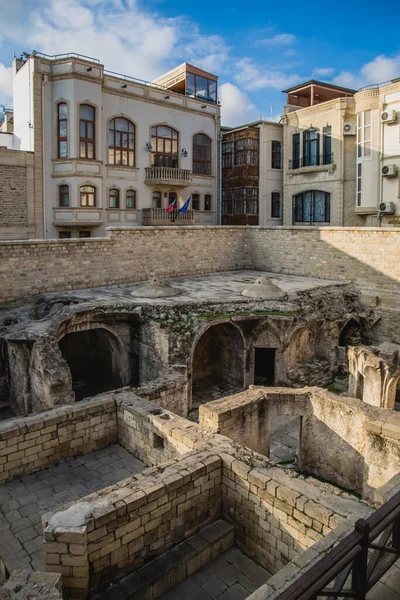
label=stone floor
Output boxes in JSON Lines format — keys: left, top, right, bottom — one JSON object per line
{"left": 0, "top": 445, "right": 145, "bottom": 574}
{"left": 366, "top": 560, "right": 400, "bottom": 600}
{"left": 159, "top": 547, "right": 271, "bottom": 600}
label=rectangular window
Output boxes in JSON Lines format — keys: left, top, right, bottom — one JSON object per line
{"left": 79, "top": 104, "right": 95, "bottom": 159}
{"left": 59, "top": 184, "right": 69, "bottom": 207}
{"left": 357, "top": 163, "right": 362, "bottom": 206}
{"left": 357, "top": 110, "right": 372, "bottom": 159}
{"left": 79, "top": 231, "right": 91, "bottom": 238}
{"left": 271, "top": 141, "right": 282, "bottom": 169}
{"left": 57, "top": 103, "right": 68, "bottom": 158}
{"left": 292, "top": 133, "right": 300, "bottom": 169}
{"left": 222, "top": 190, "right": 233, "bottom": 215}
{"left": 303, "top": 129, "right": 320, "bottom": 167}
{"left": 109, "top": 189, "right": 120, "bottom": 208}
{"left": 126, "top": 190, "right": 136, "bottom": 209}
{"left": 293, "top": 191, "right": 330, "bottom": 224}
{"left": 323, "top": 126, "right": 332, "bottom": 164}
{"left": 204, "top": 194, "right": 212, "bottom": 211}
{"left": 271, "top": 192, "right": 281, "bottom": 218}
{"left": 222, "top": 142, "right": 233, "bottom": 168}
{"left": 234, "top": 138, "right": 247, "bottom": 166}
{"left": 58, "top": 231, "right": 71, "bottom": 239}
{"left": 186, "top": 73, "right": 217, "bottom": 103}
{"left": 192, "top": 193, "right": 200, "bottom": 211}
{"left": 152, "top": 191, "right": 162, "bottom": 209}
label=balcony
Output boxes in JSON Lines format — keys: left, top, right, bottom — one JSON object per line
{"left": 142, "top": 208, "right": 195, "bottom": 226}
{"left": 288, "top": 154, "right": 335, "bottom": 174}
{"left": 53, "top": 208, "right": 103, "bottom": 227}
{"left": 144, "top": 167, "right": 192, "bottom": 186}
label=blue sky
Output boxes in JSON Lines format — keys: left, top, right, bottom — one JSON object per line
{"left": 0, "top": 0, "right": 399, "bottom": 125}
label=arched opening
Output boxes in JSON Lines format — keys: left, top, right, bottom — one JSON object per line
{"left": 339, "top": 319, "right": 362, "bottom": 347}
{"left": 192, "top": 323, "right": 245, "bottom": 405}
{"left": 59, "top": 328, "right": 124, "bottom": 401}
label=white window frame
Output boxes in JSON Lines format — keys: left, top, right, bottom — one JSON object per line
{"left": 357, "top": 110, "right": 372, "bottom": 160}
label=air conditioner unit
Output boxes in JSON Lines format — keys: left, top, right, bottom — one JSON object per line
{"left": 382, "top": 164, "right": 398, "bottom": 178}
{"left": 381, "top": 110, "right": 397, "bottom": 124}
{"left": 379, "top": 201, "right": 396, "bottom": 214}
{"left": 343, "top": 122, "right": 355, "bottom": 135}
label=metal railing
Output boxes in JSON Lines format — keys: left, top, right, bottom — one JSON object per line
{"left": 289, "top": 153, "right": 334, "bottom": 170}
{"left": 33, "top": 51, "right": 100, "bottom": 63}
{"left": 144, "top": 167, "right": 192, "bottom": 184}
{"left": 275, "top": 490, "right": 400, "bottom": 600}
{"left": 142, "top": 208, "right": 195, "bottom": 225}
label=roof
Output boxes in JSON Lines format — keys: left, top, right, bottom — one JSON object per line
{"left": 282, "top": 79, "right": 356, "bottom": 94}
{"left": 222, "top": 119, "right": 282, "bottom": 132}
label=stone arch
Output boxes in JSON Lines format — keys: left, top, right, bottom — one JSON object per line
{"left": 191, "top": 322, "right": 245, "bottom": 403}
{"left": 58, "top": 323, "right": 130, "bottom": 401}
{"left": 339, "top": 318, "right": 362, "bottom": 347}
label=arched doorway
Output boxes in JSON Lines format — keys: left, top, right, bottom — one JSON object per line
{"left": 192, "top": 323, "right": 245, "bottom": 405}
{"left": 59, "top": 328, "right": 125, "bottom": 401}
{"left": 339, "top": 319, "right": 362, "bottom": 347}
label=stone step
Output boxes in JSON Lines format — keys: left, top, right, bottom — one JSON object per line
{"left": 94, "top": 519, "right": 235, "bottom": 600}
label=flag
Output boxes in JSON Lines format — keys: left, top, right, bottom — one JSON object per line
{"left": 166, "top": 199, "right": 176, "bottom": 213}
{"left": 178, "top": 197, "right": 191, "bottom": 213}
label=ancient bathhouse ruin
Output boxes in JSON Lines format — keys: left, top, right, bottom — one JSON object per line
{"left": 0, "top": 227, "right": 400, "bottom": 600}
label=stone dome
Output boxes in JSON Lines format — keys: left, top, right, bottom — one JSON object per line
{"left": 241, "top": 276, "right": 285, "bottom": 299}
{"left": 130, "top": 277, "right": 181, "bottom": 298}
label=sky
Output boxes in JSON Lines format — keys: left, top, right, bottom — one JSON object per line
{"left": 0, "top": 0, "right": 400, "bottom": 126}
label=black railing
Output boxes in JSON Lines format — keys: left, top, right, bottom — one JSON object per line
{"left": 275, "top": 490, "right": 400, "bottom": 600}
{"left": 289, "top": 153, "right": 334, "bottom": 170}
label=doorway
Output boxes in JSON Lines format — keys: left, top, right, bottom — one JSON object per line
{"left": 254, "top": 348, "right": 276, "bottom": 386}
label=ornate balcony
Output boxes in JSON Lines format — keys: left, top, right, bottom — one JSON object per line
{"left": 144, "top": 167, "right": 192, "bottom": 186}
{"left": 142, "top": 208, "right": 195, "bottom": 226}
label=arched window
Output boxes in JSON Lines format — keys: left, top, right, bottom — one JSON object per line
{"left": 193, "top": 134, "right": 212, "bottom": 175}
{"left": 151, "top": 126, "right": 178, "bottom": 168}
{"left": 79, "top": 105, "right": 95, "bottom": 159}
{"left": 80, "top": 185, "right": 96, "bottom": 207}
{"left": 126, "top": 190, "right": 136, "bottom": 209}
{"left": 192, "top": 193, "right": 200, "bottom": 211}
{"left": 204, "top": 194, "right": 212, "bottom": 211}
{"left": 271, "top": 141, "right": 281, "bottom": 169}
{"left": 271, "top": 192, "right": 281, "bottom": 218}
{"left": 293, "top": 191, "right": 330, "bottom": 223}
{"left": 57, "top": 103, "right": 68, "bottom": 158}
{"left": 109, "top": 188, "right": 120, "bottom": 208}
{"left": 59, "top": 184, "right": 69, "bottom": 207}
{"left": 109, "top": 118, "right": 135, "bottom": 166}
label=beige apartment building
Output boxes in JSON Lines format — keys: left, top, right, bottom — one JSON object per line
{"left": 1, "top": 52, "right": 220, "bottom": 239}
{"left": 281, "top": 80, "right": 363, "bottom": 226}
{"left": 221, "top": 120, "right": 283, "bottom": 226}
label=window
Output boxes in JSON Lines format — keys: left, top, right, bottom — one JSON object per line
{"left": 222, "top": 142, "right": 233, "bottom": 168}
{"left": 234, "top": 138, "right": 259, "bottom": 166}
{"left": 193, "top": 134, "right": 212, "bottom": 175}
{"left": 357, "top": 111, "right": 371, "bottom": 159}
{"left": 271, "top": 192, "right": 281, "bottom": 218}
{"left": 232, "top": 189, "right": 259, "bottom": 215}
{"left": 292, "top": 133, "right": 300, "bottom": 169}
{"left": 59, "top": 184, "right": 69, "bottom": 207}
{"left": 357, "top": 163, "right": 362, "bottom": 206}
{"left": 80, "top": 185, "right": 96, "bottom": 207}
{"left": 186, "top": 72, "right": 217, "bottom": 103}
{"left": 57, "top": 103, "right": 68, "bottom": 158}
{"left": 303, "top": 129, "right": 320, "bottom": 167}
{"left": 222, "top": 190, "right": 234, "bottom": 215}
{"left": 59, "top": 231, "right": 71, "bottom": 239}
{"left": 109, "top": 118, "right": 135, "bottom": 166}
{"left": 151, "top": 126, "right": 178, "bottom": 167}
{"left": 79, "top": 231, "right": 91, "bottom": 238}
{"left": 109, "top": 188, "right": 120, "bottom": 208}
{"left": 271, "top": 141, "right": 282, "bottom": 169}
{"left": 323, "top": 126, "right": 332, "bottom": 164}
{"left": 152, "top": 191, "right": 162, "bottom": 209}
{"left": 192, "top": 193, "right": 200, "bottom": 210}
{"left": 293, "top": 191, "right": 330, "bottom": 223}
{"left": 126, "top": 190, "right": 136, "bottom": 209}
{"left": 79, "top": 104, "right": 95, "bottom": 159}
{"left": 204, "top": 194, "right": 211, "bottom": 211}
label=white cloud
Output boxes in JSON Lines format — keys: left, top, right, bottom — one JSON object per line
{"left": 314, "top": 67, "right": 335, "bottom": 77}
{"left": 0, "top": 64, "right": 13, "bottom": 106}
{"left": 234, "top": 58, "right": 300, "bottom": 91}
{"left": 255, "top": 33, "right": 296, "bottom": 47}
{"left": 333, "top": 54, "right": 400, "bottom": 90}
{"left": 219, "top": 82, "right": 259, "bottom": 126}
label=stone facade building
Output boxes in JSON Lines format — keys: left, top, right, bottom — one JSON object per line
{"left": 221, "top": 121, "right": 283, "bottom": 226}
{"left": 2, "top": 52, "right": 220, "bottom": 239}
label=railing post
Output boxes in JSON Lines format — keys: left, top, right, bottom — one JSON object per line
{"left": 352, "top": 519, "right": 370, "bottom": 600}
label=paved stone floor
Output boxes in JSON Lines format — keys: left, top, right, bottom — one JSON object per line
{"left": 366, "top": 559, "right": 400, "bottom": 600}
{"left": 0, "top": 445, "right": 145, "bottom": 574}
{"left": 159, "top": 547, "right": 271, "bottom": 600}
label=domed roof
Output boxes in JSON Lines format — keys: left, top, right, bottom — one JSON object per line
{"left": 241, "top": 276, "right": 285, "bottom": 299}
{"left": 131, "top": 277, "right": 181, "bottom": 298}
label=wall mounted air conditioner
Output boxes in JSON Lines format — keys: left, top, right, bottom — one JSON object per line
{"left": 381, "top": 110, "right": 397, "bottom": 124}
{"left": 379, "top": 201, "right": 396, "bottom": 214}
{"left": 382, "top": 164, "right": 398, "bottom": 178}
{"left": 343, "top": 122, "right": 355, "bottom": 135}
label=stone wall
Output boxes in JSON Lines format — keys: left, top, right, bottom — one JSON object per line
{"left": 0, "top": 397, "right": 117, "bottom": 482}
{"left": 0, "top": 150, "right": 35, "bottom": 240}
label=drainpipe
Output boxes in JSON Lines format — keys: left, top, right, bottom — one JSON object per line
{"left": 41, "top": 71, "right": 49, "bottom": 238}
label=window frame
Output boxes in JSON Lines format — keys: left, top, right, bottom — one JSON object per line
{"left": 126, "top": 189, "right": 137, "bottom": 209}
{"left": 108, "top": 188, "right": 120, "bottom": 209}
{"left": 57, "top": 102, "right": 68, "bottom": 159}
{"left": 151, "top": 125, "right": 179, "bottom": 168}
{"left": 79, "top": 104, "right": 96, "bottom": 160}
{"left": 192, "top": 193, "right": 200, "bottom": 211}
{"left": 193, "top": 133, "right": 212, "bottom": 175}
{"left": 303, "top": 129, "right": 320, "bottom": 167}
{"left": 222, "top": 141, "right": 233, "bottom": 168}
{"left": 271, "top": 192, "right": 281, "bottom": 218}
{"left": 293, "top": 191, "right": 330, "bottom": 224}
{"left": 271, "top": 141, "right": 282, "bottom": 169}
{"left": 80, "top": 185, "right": 96, "bottom": 207}
{"left": 108, "top": 117, "right": 135, "bottom": 167}
{"left": 204, "top": 194, "right": 212, "bottom": 211}
{"left": 357, "top": 110, "right": 372, "bottom": 160}
{"left": 59, "top": 184, "right": 70, "bottom": 207}
{"left": 322, "top": 126, "right": 332, "bottom": 165}
{"left": 58, "top": 231, "right": 71, "bottom": 239}
{"left": 357, "top": 163, "right": 362, "bottom": 206}
{"left": 292, "top": 133, "right": 300, "bottom": 169}
{"left": 152, "top": 190, "right": 162, "bottom": 209}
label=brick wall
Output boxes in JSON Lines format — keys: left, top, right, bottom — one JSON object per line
{"left": 0, "top": 397, "right": 117, "bottom": 482}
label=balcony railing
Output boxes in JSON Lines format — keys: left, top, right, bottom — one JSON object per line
{"left": 144, "top": 167, "right": 192, "bottom": 186}
{"left": 142, "top": 208, "right": 195, "bottom": 226}
{"left": 289, "top": 153, "right": 334, "bottom": 170}
{"left": 275, "top": 489, "right": 400, "bottom": 600}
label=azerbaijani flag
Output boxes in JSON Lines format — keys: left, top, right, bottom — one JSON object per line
{"left": 178, "top": 197, "right": 191, "bottom": 213}
{"left": 166, "top": 199, "right": 176, "bottom": 213}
